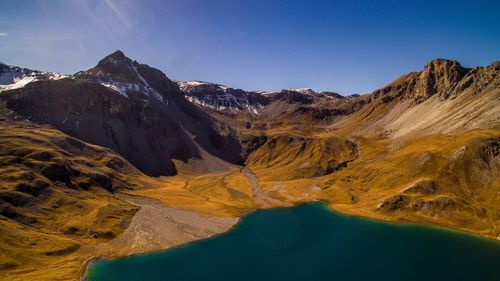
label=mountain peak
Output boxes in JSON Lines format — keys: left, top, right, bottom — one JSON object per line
{"left": 423, "top": 58, "right": 464, "bottom": 72}
{"left": 72, "top": 51, "right": 182, "bottom": 103}
{"left": 97, "top": 50, "right": 130, "bottom": 68}
{"left": 416, "top": 58, "right": 468, "bottom": 99}
{"left": 106, "top": 50, "right": 126, "bottom": 60}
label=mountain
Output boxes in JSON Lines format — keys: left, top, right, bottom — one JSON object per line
{"left": 0, "top": 54, "right": 498, "bottom": 280}
{"left": 334, "top": 59, "right": 500, "bottom": 138}
{"left": 1, "top": 51, "right": 242, "bottom": 177}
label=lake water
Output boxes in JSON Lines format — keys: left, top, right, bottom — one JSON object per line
{"left": 85, "top": 203, "right": 500, "bottom": 281}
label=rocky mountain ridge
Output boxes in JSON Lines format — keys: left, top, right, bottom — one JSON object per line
{"left": 0, "top": 63, "right": 66, "bottom": 92}
{"left": 176, "top": 80, "right": 349, "bottom": 115}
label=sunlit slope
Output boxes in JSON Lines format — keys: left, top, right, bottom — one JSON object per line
{"left": 333, "top": 61, "right": 500, "bottom": 139}
{"left": 323, "top": 130, "right": 500, "bottom": 238}
{"left": 126, "top": 170, "right": 263, "bottom": 217}
{"left": 247, "top": 136, "right": 357, "bottom": 181}
{"left": 0, "top": 120, "right": 142, "bottom": 280}
{"left": 244, "top": 130, "right": 499, "bottom": 238}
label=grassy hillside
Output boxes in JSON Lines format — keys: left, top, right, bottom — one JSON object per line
{"left": 0, "top": 119, "right": 257, "bottom": 280}
{"left": 245, "top": 130, "right": 500, "bottom": 239}
{"left": 0, "top": 119, "right": 142, "bottom": 280}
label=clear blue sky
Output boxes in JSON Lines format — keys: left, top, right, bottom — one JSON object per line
{"left": 1, "top": 0, "right": 499, "bottom": 94}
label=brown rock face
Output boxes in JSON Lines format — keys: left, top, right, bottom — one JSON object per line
{"left": 402, "top": 180, "right": 437, "bottom": 195}
{"left": 414, "top": 59, "right": 468, "bottom": 100}
{"left": 369, "top": 59, "right": 499, "bottom": 106}
{"left": 480, "top": 138, "right": 500, "bottom": 165}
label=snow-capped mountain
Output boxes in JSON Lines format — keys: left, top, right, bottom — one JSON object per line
{"left": 286, "top": 87, "right": 316, "bottom": 95}
{"left": 73, "top": 50, "right": 177, "bottom": 104}
{"left": 285, "top": 88, "right": 345, "bottom": 99}
{"left": 176, "top": 80, "right": 348, "bottom": 117}
{"left": 0, "top": 63, "right": 67, "bottom": 92}
{"left": 177, "top": 80, "right": 269, "bottom": 114}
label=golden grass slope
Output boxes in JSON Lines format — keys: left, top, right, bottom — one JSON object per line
{"left": 0, "top": 120, "right": 143, "bottom": 280}
{"left": 245, "top": 130, "right": 500, "bottom": 239}
{"left": 247, "top": 136, "right": 357, "bottom": 181}
{"left": 326, "top": 131, "right": 499, "bottom": 238}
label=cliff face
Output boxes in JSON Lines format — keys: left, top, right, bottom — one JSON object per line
{"left": 415, "top": 59, "right": 468, "bottom": 99}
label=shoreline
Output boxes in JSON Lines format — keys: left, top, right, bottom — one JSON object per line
{"left": 80, "top": 200, "right": 499, "bottom": 280}
{"left": 329, "top": 203, "right": 500, "bottom": 242}
{"left": 80, "top": 193, "right": 241, "bottom": 280}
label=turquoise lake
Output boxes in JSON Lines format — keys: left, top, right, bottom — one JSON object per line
{"left": 85, "top": 203, "right": 500, "bottom": 281}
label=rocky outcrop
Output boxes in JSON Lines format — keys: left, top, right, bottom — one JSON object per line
{"left": 414, "top": 59, "right": 469, "bottom": 100}
{"left": 480, "top": 138, "right": 500, "bottom": 164}
{"left": 402, "top": 180, "right": 437, "bottom": 195}
{"left": 370, "top": 59, "right": 499, "bottom": 104}
{"left": 377, "top": 194, "right": 462, "bottom": 216}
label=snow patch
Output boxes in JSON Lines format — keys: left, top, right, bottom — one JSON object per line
{"left": 131, "top": 64, "right": 164, "bottom": 103}
{"left": 99, "top": 81, "right": 130, "bottom": 98}
{"left": 287, "top": 88, "right": 316, "bottom": 95}
{"left": 185, "top": 95, "right": 262, "bottom": 115}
